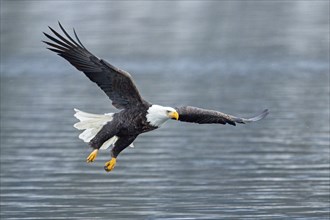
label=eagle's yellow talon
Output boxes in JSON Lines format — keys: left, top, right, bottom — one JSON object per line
{"left": 86, "top": 149, "right": 98, "bottom": 163}
{"left": 104, "top": 158, "right": 117, "bottom": 172}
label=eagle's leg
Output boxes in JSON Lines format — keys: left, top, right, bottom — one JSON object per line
{"left": 104, "top": 135, "right": 137, "bottom": 172}
{"left": 86, "top": 149, "right": 98, "bottom": 163}
{"left": 86, "top": 122, "right": 119, "bottom": 163}
{"left": 104, "top": 158, "right": 117, "bottom": 172}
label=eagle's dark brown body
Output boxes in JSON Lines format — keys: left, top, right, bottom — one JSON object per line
{"left": 89, "top": 104, "right": 158, "bottom": 158}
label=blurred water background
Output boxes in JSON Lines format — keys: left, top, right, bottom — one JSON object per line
{"left": 1, "top": 1, "right": 329, "bottom": 219}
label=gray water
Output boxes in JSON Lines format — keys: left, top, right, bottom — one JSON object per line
{"left": 1, "top": 1, "right": 329, "bottom": 219}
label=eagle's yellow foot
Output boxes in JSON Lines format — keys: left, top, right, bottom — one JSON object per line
{"left": 104, "top": 158, "right": 117, "bottom": 172}
{"left": 86, "top": 149, "right": 98, "bottom": 163}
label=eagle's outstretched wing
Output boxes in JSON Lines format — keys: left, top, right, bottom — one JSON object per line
{"left": 43, "top": 22, "right": 143, "bottom": 110}
{"left": 175, "top": 106, "right": 269, "bottom": 126}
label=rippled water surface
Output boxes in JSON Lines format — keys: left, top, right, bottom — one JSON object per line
{"left": 1, "top": 1, "right": 329, "bottom": 219}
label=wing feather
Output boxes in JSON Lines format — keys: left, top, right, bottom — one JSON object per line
{"left": 43, "top": 22, "right": 144, "bottom": 110}
{"left": 175, "top": 106, "right": 269, "bottom": 126}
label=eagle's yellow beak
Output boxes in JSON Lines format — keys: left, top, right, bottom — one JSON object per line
{"left": 169, "top": 111, "right": 179, "bottom": 120}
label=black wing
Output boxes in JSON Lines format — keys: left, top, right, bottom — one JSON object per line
{"left": 175, "top": 106, "right": 269, "bottom": 126}
{"left": 43, "top": 22, "right": 144, "bottom": 110}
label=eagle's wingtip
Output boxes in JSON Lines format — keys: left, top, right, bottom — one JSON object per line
{"left": 242, "top": 109, "right": 269, "bottom": 123}
{"left": 255, "top": 109, "right": 269, "bottom": 121}
{"left": 263, "top": 109, "right": 270, "bottom": 118}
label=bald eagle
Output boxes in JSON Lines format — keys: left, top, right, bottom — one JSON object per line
{"left": 43, "top": 23, "right": 269, "bottom": 172}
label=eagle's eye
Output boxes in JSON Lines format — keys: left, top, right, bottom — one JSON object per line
{"left": 166, "top": 110, "right": 171, "bottom": 113}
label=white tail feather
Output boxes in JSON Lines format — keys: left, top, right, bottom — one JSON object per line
{"left": 100, "top": 136, "right": 119, "bottom": 150}
{"left": 78, "top": 128, "right": 106, "bottom": 143}
{"left": 73, "top": 109, "right": 117, "bottom": 150}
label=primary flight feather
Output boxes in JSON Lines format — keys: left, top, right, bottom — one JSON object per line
{"left": 43, "top": 22, "right": 269, "bottom": 172}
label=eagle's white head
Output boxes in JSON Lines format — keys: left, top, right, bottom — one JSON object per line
{"left": 146, "top": 105, "right": 179, "bottom": 127}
